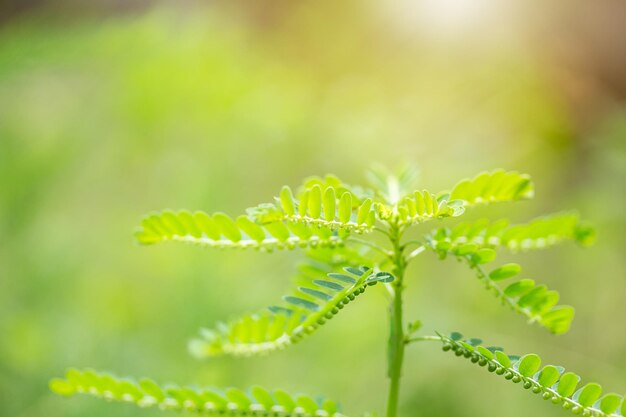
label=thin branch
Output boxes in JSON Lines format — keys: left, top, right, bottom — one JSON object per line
{"left": 401, "top": 239, "right": 424, "bottom": 250}
{"left": 405, "top": 245, "right": 426, "bottom": 262}
{"left": 404, "top": 335, "right": 442, "bottom": 345}
{"left": 346, "top": 237, "right": 392, "bottom": 257}
{"left": 373, "top": 226, "right": 392, "bottom": 238}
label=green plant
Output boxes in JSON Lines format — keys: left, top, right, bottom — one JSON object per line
{"left": 50, "top": 167, "right": 624, "bottom": 417}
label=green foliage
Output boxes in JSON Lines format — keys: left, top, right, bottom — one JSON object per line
{"left": 50, "top": 368, "right": 346, "bottom": 416}
{"left": 370, "top": 169, "right": 535, "bottom": 222}
{"left": 438, "top": 333, "right": 625, "bottom": 417}
{"left": 394, "top": 190, "right": 465, "bottom": 225}
{"left": 189, "top": 266, "right": 394, "bottom": 358}
{"left": 135, "top": 210, "right": 345, "bottom": 251}
{"left": 425, "top": 240, "right": 574, "bottom": 334}
{"left": 423, "top": 211, "right": 595, "bottom": 334}
{"left": 425, "top": 213, "right": 595, "bottom": 253}
{"left": 52, "top": 167, "right": 616, "bottom": 417}
{"left": 449, "top": 170, "right": 534, "bottom": 208}
{"left": 247, "top": 182, "right": 377, "bottom": 233}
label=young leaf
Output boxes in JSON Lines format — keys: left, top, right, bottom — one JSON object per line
{"left": 365, "top": 164, "right": 420, "bottom": 205}
{"left": 449, "top": 170, "right": 534, "bottom": 208}
{"left": 425, "top": 242, "right": 575, "bottom": 334}
{"left": 598, "top": 393, "right": 622, "bottom": 414}
{"left": 338, "top": 192, "right": 353, "bottom": 223}
{"left": 396, "top": 190, "right": 464, "bottom": 225}
{"left": 308, "top": 185, "right": 323, "bottom": 219}
{"left": 517, "top": 354, "right": 541, "bottom": 377}
{"left": 50, "top": 369, "right": 348, "bottom": 416}
{"left": 279, "top": 186, "right": 296, "bottom": 216}
{"left": 247, "top": 183, "right": 377, "bottom": 234}
{"left": 489, "top": 263, "right": 522, "bottom": 281}
{"left": 324, "top": 187, "right": 337, "bottom": 222}
{"left": 437, "top": 333, "right": 624, "bottom": 417}
{"left": 537, "top": 365, "right": 562, "bottom": 388}
{"left": 425, "top": 213, "right": 594, "bottom": 254}
{"left": 135, "top": 210, "right": 344, "bottom": 251}
{"left": 189, "top": 267, "right": 395, "bottom": 358}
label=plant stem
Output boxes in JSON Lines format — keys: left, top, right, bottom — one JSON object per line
{"left": 346, "top": 237, "right": 392, "bottom": 257}
{"left": 385, "top": 223, "right": 406, "bottom": 417}
{"left": 404, "top": 335, "right": 442, "bottom": 344}
{"left": 405, "top": 245, "right": 425, "bottom": 262}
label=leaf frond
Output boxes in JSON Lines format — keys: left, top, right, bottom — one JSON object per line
{"left": 189, "top": 265, "right": 394, "bottom": 358}
{"left": 393, "top": 170, "right": 534, "bottom": 226}
{"left": 246, "top": 182, "right": 377, "bottom": 234}
{"left": 426, "top": 212, "right": 595, "bottom": 253}
{"left": 425, "top": 244, "right": 574, "bottom": 334}
{"left": 135, "top": 210, "right": 345, "bottom": 251}
{"left": 437, "top": 332, "right": 625, "bottom": 417}
{"left": 50, "top": 369, "right": 347, "bottom": 417}
{"left": 395, "top": 191, "right": 465, "bottom": 225}
{"left": 449, "top": 170, "right": 534, "bottom": 209}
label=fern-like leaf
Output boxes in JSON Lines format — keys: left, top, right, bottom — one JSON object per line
{"left": 425, "top": 243, "right": 574, "bottom": 334}
{"left": 50, "top": 368, "right": 347, "bottom": 416}
{"left": 247, "top": 183, "right": 377, "bottom": 234}
{"left": 393, "top": 170, "right": 534, "bottom": 225}
{"left": 395, "top": 191, "right": 465, "bottom": 225}
{"left": 189, "top": 267, "right": 394, "bottom": 358}
{"left": 436, "top": 332, "right": 625, "bottom": 417}
{"left": 426, "top": 212, "right": 595, "bottom": 253}
{"left": 500, "top": 213, "right": 596, "bottom": 250}
{"left": 449, "top": 170, "right": 534, "bottom": 208}
{"left": 135, "top": 210, "right": 346, "bottom": 251}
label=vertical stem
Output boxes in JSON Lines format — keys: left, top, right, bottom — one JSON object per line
{"left": 386, "top": 224, "right": 406, "bottom": 417}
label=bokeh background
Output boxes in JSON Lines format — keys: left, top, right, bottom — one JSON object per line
{"left": 1, "top": 1, "right": 625, "bottom": 416}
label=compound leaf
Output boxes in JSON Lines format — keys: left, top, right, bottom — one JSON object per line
{"left": 449, "top": 170, "right": 534, "bottom": 208}
{"left": 438, "top": 333, "right": 624, "bottom": 417}
{"left": 136, "top": 210, "right": 345, "bottom": 251}
{"left": 50, "top": 369, "right": 347, "bottom": 416}
{"left": 425, "top": 243, "right": 574, "bottom": 334}
{"left": 246, "top": 175, "right": 378, "bottom": 234}
{"left": 393, "top": 170, "right": 535, "bottom": 226}
{"left": 395, "top": 191, "right": 465, "bottom": 225}
{"left": 189, "top": 265, "right": 394, "bottom": 358}
{"left": 425, "top": 212, "right": 594, "bottom": 254}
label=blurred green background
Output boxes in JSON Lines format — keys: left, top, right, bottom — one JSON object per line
{"left": 1, "top": 1, "right": 625, "bottom": 416}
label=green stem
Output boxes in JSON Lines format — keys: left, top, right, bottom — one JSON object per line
{"left": 404, "top": 335, "right": 442, "bottom": 345}
{"left": 346, "top": 237, "right": 392, "bottom": 257}
{"left": 386, "top": 224, "right": 406, "bottom": 417}
{"left": 405, "top": 245, "right": 425, "bottom": 262}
